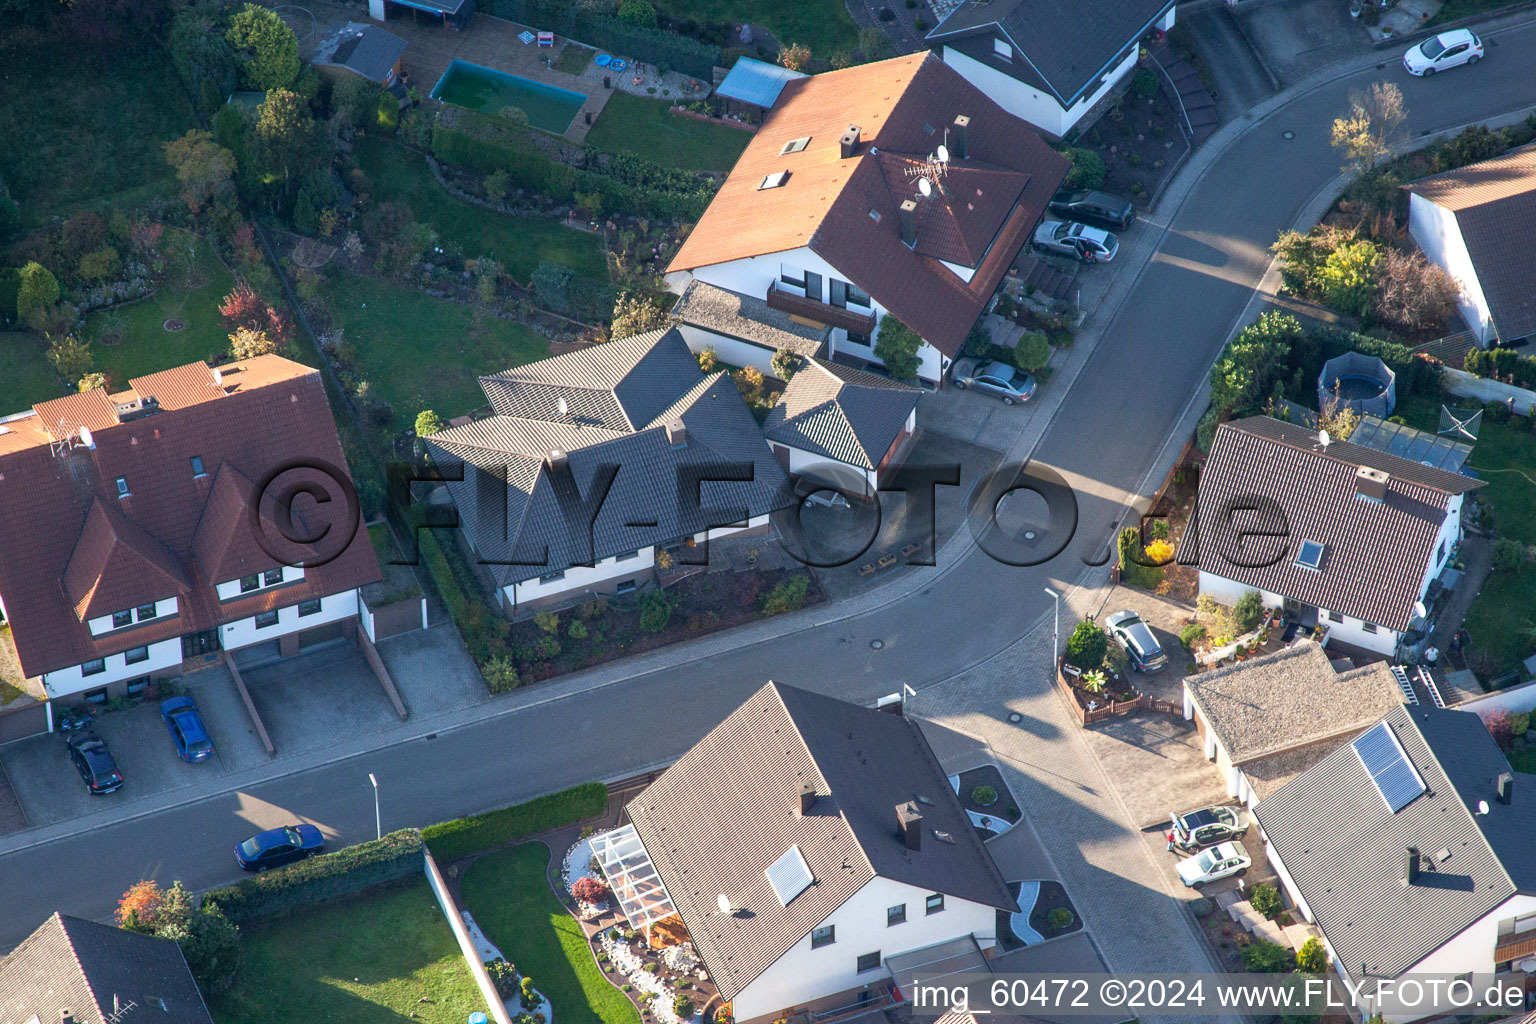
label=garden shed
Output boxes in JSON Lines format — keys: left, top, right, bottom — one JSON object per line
{"left": 714, "top": 57, "right": 805, "bottom": 115}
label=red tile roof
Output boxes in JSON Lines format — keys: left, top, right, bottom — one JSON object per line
{"left": 0, "top": 355, "right": 380, "bottom": 677}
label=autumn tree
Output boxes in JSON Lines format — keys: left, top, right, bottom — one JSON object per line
{"left": 610, "top": 292, "right": 668, "bottom": 339}
{"left": 47, "top": 336, "right": 94, "bottom": 381}
{"left": 734, "top": 366, "right": 765, "bottom": 404}
{"left": 79, "top": 372, "right": 108, "bottom": 393}
{"left": 573, "top": 876, "right": 611, "bottom": 904}
{"left": 1331, "top": 82, "right": 1407, "bottom": 177}
{"left": 116, "top": 879, "right": 168, "bottom": 932}
{"left": 779, "top": 42, "right": 811, "bottom": 72}
{"left": 220, "top": 282, "right": 293, "bottom": 343}
{"left": 226, "top": 3, "right": 299, "bottom": 91}
{"left": 163, "top": 129, "right": 237, "bottom": 213}
{"left": 229, "top": 325, "right": 279, "bottom": 359}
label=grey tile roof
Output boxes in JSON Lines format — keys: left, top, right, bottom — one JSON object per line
{"left": 427, "top": 329, "right": 794, "bottom": 585}
{"left": 1254, "top": 705, "right": 1536, "bottom": 979}
{"left": 1182, "top": 417, "right": 1482, "bottom": 633}
{"left": 763, "top": 359, "right": 921, "bottom": 470}
{"left": 0, "top": 912, "right": 212, "bottom": 1024}
{"left": 927, "top": 0, "right": 1175, "bottom": 107}
{"left": 317, "top": 23, "right": 407, "bottom": 84}
{"left": 627, "top": 683, "right": 1018, "bottom": 1002}
{"left": 669, "top": 280, "right": 830, "bottom": 359}
{"left": 1185, "top": 641, "right": 1403, "bottom": 764}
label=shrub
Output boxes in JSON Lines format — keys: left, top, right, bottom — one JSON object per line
{"left": 970, "top": 785, "right": 998, "bottom": 806}
{"left": 47, "top": 336, "right": 94, "bottom": 382}
{"left": 1512, "top": 712, "right": 1531, "bottom": 738}
{"left": 521, "top": 976, "right": 543, "bottom": 1009}
{"left": 1063, "top": 148, "right": 1107, "bottom": 190}
{"left": 1145, "top": 538, "right": 1175, "bottom": 564}
{"left": 761, "top": 575, "right": 810, "bottom": 615}
{"left": 573, "top": 876, "right": 611, "bottom": 904}
{"left": 422, "top": 782, "right": 607, "bottom": 860}
{"left": 1047, "top": 907, "right": 1074, "bottom": 931}
{"left": 612, "top": 291, "right": 668, "bottom": 339}
{"left": 618, "top": 0, "right": 657, "bottom": 28}
{"left": 1242, "top": 939, "right": 1295, "bottom": 972}
{"left": 568, "top": 619, "right": 589, "bottom": 641}
{"left": 1249, "top": 883, "right": 1282, "bottom": 918}
{"left": 483, "top": 655, "right": 522, "bottom": 693}
{"left": 203, "top": 829, "right": 424, "bottom": 925}
{"left": 697, "top": 347, "right": 718, "bottom": 373}
{"left": 778, "top": 42, "right": 811, "bottom": 71}
{"left": 78, "top": 246, "right": 122, "bottom": 283}
{"left": 1131, "top": 67, "right": 1159, "bottom": 100}
{"left": 639, "top": 590, "right": 673, "bottom": 633}
{"left": 1492, "top": 538, "right": 1526, "bottom": 572}
{"left": 1178, "top": 623, "right": 1206, "bottom": 649}
{"left": 16, "top": 261, "right": 60, "bottom": 320}
{"left": 1376, "top": 249, "right": 1457, "bottom": 334}
{"left": 1482, "top": 709, "right": 1513, "bottom": 750}
{"left": 1066, "top": 621, "right": 1108, "bottom": 668}
{"left": 1013, "top": 331, "right": 1052, "bottom": 371}
{"left": 1189, "top": 897, "right": 1213, "bottom": 917}
{"left": 874, "top": 314, "right": 922, "bottom": 381}
{"left": 1296, "top": 936, "right": 1329, "bottom": 974}
{"left": 534, "top": 610, "right": 561, "bottom": 634}
{"left": 226, "top": 2, "right": 300, "bottom": 91}
{"left": 734, "top": 365, "right": 765, "bottom": 403}
{"left": 771, "top": 347, "right": 799, "bottom": 380}
{"left": 1316, "top": 238, "right": 1382, "bottom": 317}
{"left": 674, "top": 996, "right": 696, "bottom": 1017}
{"left": 1209, "top": 311, "right": 1305, "bottom": 418}
{"left": 1233, "top": 590, "right": 1266, "bottom": 632}
{"left": 487, "top": 957, "right": 519, "bottom": 997}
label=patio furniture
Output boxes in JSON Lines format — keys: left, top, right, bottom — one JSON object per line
{"left": 537, "top": 30, "right": 555, "bottom": 45}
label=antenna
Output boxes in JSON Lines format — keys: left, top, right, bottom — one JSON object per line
{"left": 917, "top": 177, "right": 932, "bottom": 198}
{"left": 935, "top": 144, "right": 950, "bottom": 163}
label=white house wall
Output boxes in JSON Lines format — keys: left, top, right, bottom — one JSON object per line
{"left": 214, "top": 565, "right": 307, "bottom": 602}
{"left": 42, "top": 636, "right": 184, "bottom": 698}
{"left": 1412, "top": 495, "right": 1462, "bottom": 602}
{"left": 731, "top": 876, "right": 997, "bottom": 1022}
{"left": 219, "top": 589, "right": 358, "bottom": 651}
{"left": 785, "top": 446, "right": 877, "bottom": 497}
{"left": 506, "top": 548, "right": 656, "bottom": 608}
{"left": 1195, "top": 573, "right": 1273, "bottom": 611}
{"left": 1373, "top": 893, "right": 1536, "bottom": 1023}
{"left": 676, "top": 323, "right": 780, "bottom": 377}
{"left": 939, "top": 45, "right": 1138, "bottom": 137}
{"left": 1408, "top": 194, "right": 1490, "bottom": 344}
{"left": 86, "top": 596, "right": 180, "bottom": 637}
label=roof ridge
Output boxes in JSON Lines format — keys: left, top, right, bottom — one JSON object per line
{"left": 1222, "top": 417, "right": 1479, "bottom": 495}
{"left": 54, "top": 912, "right": 100, "bottom": 1018}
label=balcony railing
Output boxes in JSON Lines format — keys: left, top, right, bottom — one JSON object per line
{"left": 766, "top": 282, "right": 876, "bottom": 335}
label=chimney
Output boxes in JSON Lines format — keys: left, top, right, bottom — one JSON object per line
{"left": 1355, "top": 465, "right": 1389, "bottom": 502}
{"left": 798, "top": 781, "right": 817, "bottom": 816}
{"left": 546, "top": 449, "right": 569, "bottom": 472}
{"left": 896, "top": 800, "right": 923, "bottom": 851}
{"left": 951, "top": 115, "right": 969, "bottom": 159}
{"left": 61, "top": 1012, "right": 74, "bottom": 1024}
{"left": 839, "top": 124, "right": 862, "bottom": 159}
{"left": 1498, "top": 771, "right": 1514, "bottom": 805}
{"left": 1403, "top": 846, "right": 1420, "bottom": 885}
{"left": 665, "top": 419, "right": 687, "bottom": 448}
{"left": 899, "top": 199, "right": 918, "bottom": 248}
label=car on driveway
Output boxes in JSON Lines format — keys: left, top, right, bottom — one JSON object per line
{"left": 1048, "top": 189, "right": 1136, "bottom": 231}
{"left": 1403, "top": 29, "right": 1483, "bottom": 76}
{"left": 1175, "top": 841, "right": 1252, "bottom": 887}
{"left": 950, "top": 358, "right": 1037, "bottom": 405}
{"left": 1106, "top": 609, "right": 1169, "bottom": 672}
{"left": 161, "top": 696, "right": 214, "bottom": 763}
{"left": 235, "top": 824, "right": 325, "bottom": 871}
{"left": 1033, "top": 220, "right": 1118, "bottom": 263}
{"left": 66, "top": 730, "right": 122, "bottom": 795}
{"left": 1170, "top": 806, "right": 1249, "bottom": 852}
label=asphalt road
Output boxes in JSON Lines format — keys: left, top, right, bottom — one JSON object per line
{"left": 5, "top": 32, "right": 1536, "bottom": 952}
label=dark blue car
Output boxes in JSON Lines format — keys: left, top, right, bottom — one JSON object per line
{"left": 235, "top": 824, "right": 325, "bottom": 871}
{"left": 161, "top": 696, "right": 214, "bottom": 763}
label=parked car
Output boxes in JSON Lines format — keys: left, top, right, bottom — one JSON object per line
{"left": 1175, "top": 841, "right": 1252, "bottom": 887}
{"left": 1170, "top": 806, "right": 1249, "bottom": 852}
{"left": 951, "top": 358, "right": 1037, "bottom": 405}
{"left": 66, "top": 730, "right": 122, "bottom": 795}
{"left": 234, "top": 824, "right": 325, "bottom": 871}
{"left": 1106, "top": 610, "right": 1169, "bottom": 672}
{"left": 161, "top": 696, "right": 214, "bottom": 763}
{"left": 1033, "top": 220, "right": 1119, "bottom": 263}
{"left": 1048, "top": 189, "right": 1136, "bottom": 231}
{"left": 1403, "top": 29, "right": 1483, "bottom": 76}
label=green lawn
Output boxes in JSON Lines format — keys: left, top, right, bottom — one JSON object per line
{"left": 554, "top": 42, "right": 597, "bottom": 75}
{"left": 0, "top": 332, "right": 64, "bottom": 418}
{"left": 1428, "top": 0, "right": 1520, "bottom": 25}
{"left": 659, "top": 0, "right": 859, "bottom": 56}
{"left": 0, "top": 45, "right": 194, "bottom": 227}
{"left": 586, "top": 92, "right": 751, "bottom": 172}
{"left": 1462, "top": 561, "right": 1536, "bottom": 680}
{"left": 354, "top": 137, "right": 607, "bottom": 282}
{"left": 460, "top": 843, "right": 640, "bottom": 1024}
{"left": 320, "top": 272, "right": 550, "bottom": 431}
{"left": 208, "top": 878, "right": 487, "bottom": 1024}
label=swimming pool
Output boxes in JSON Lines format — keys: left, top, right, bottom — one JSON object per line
{"left": 430, "top": 60, "right": 587, "bottom": 134}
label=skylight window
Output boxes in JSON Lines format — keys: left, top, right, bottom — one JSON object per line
{"left": 758, "top": 170, "right": 790, "bottom": 190}
{"left": 766, "top": 845, "right": 814, "bottom": 906}
{"left": 1352, "top": 721, "right": 1426, "bottom": 813}
{"left": 780, "top": 137, "right": 811, "bottom": 155}
{"left": 115, "top": 476, "right": 129, "bottom": 498}
{"left": 869, "top": 209, "right": 882, "bottom": 222}
{"left": 1295, "top": 540, "right": 1326, "bottom": 571}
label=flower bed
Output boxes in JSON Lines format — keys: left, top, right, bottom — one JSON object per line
{"left": 1056, "top": 657, "right": 1147, "bottom": 726}
{"left": 562, "top": 832, "right": 612, "bottom": 920}
{"left": 599, "top": 930, "right": 706, "bottom": 1024}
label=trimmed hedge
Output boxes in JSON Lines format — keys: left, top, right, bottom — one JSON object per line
{"left": 1466, "top": 346, "right": 1536, "bottom": 392}
{"left": 423, "top": 781, "right": 609, "bottom": 861}
{"left": 480, "top": 0, "right": 720, "bottom": 78}
{"left": 202, "top": 829, "right": 425, "bottom": 925}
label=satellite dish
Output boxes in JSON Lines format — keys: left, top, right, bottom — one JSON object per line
{"left": 917, "top": 177, "right": 933, "bottom": 198}
{"left": 557, "top": 397, "right": 570, "bottom": 417}
{"left": 935, "top": 144, "right": 950, "bottom": 163}
{"left": 78, "top": 426, "right": 94, "bottom": 449}
{"left": 1479, "top": 800, "right": 1490, "bottom": 815}
{"left": 1318, "top": 429, "right": 1331, "bottom": 449}
{"left": 717, "top": 894, "right": 733, "bottom": 914}
{"left": 1413, "top": 601, "right": 1429, "bottom": 621}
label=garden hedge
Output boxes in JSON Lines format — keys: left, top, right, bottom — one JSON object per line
{"left": 422, "top": 781, "right": 608, "bottom": 860}
{"left": 1466, "top": 346, "right": 1536, "bottom": 392}
{"left": 202, "top": 828, "right": 424, "bottom": 925}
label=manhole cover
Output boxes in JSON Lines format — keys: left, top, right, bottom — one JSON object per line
{"left": 1282, "top": 130, "right": 1295, "bottom": 140}
{"left": 163, "top": 318, "right": 186, "bottom": 332}
{"left": 1007, "top": 712, "right": 1023, "bottom": 724}
{"left": 870, "top": 639, "right": 885, "bottom": 650}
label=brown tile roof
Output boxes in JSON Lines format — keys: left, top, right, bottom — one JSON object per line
{"left": 1406, "top": 144, "right": 1536, "bottom": 343}
{"left": 627, "top": 682, "right": 1016, "bottom": 1002}
{"left": 1182, "top": 417, "right": 1481, "bottom": 633}
{"left": 0, "top": 355, "right": 380, "bottom": 678}
{"left": 668, "top": 53, "right": 1067, "bottom": 357}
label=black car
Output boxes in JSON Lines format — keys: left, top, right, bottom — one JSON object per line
{"left": 1048, "top": 189, "right": 1136, "bottom": 232}
{"left": 235, "top": 824, "right": 325, "bottom": 871}
{"left": 1169, "top": 806, "right": 1247, "bottom": 852}
{"left": 67, "top": 731, "right": 123, "bottom": 795}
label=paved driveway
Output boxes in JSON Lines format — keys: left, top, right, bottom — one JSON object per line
{"left": 1233, "top": 0, "right": 1370, "bottom": 85}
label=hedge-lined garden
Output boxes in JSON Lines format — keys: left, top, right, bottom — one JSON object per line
{"left": 203, "top": 829, "right": 426, "bottom": 925}
{"left": 422, "top": 781, "right": 608, "bottom": 861}
{"left": 479, "top": 0, "right": 721, "bottom": 78}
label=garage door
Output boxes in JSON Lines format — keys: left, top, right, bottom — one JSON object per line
{"left": 299, "top": 621, "right": 345, "bottom": 649}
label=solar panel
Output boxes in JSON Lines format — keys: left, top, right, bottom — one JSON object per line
{"left": 1353, "top": 721, "right": 1426, "bottom": 813}
{"left": 766, "top": 845, "right": 814, "bottom": 906}
{"left": 1296, "top": 540, "right": 1326, "bottom": 571}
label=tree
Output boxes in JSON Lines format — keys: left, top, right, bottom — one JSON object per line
{"left": 874, "top": 315, "right": 922, "bottom": 381}
{"left": 253, "top": 89, "right": 321, "bottom": 194}
{"left": 484, "top": 169, "right": 512, "bottom": 204}
{"left": 47, "top": 336, "right": 94, "bottom": 381}
{"left": 1013, "top": 331, "right": 1052, "bottom": 371}
{"left": 1249, "top": 882, "right": 1282, "bottom": 918}
{"left": 1330, "top": 82, "right": 1407, "bottom": 177}
{"left": 79, "top": 372, "right": 108, "bottom": 393}
{"left": 1062, "top": 147, "right": 1107, "bottom": 190}
{"left": 163, "top": 130, "right": 237, "bottom": 214}
{"left": 1318, "top": 387, "right": 1361, "bottom": 442}
{"left": 1375, "top": 248, "right": 1458, "bottom": 334}
{"left": 1208, "top": 311, "right": 1304, "bottom": 418}
{"left": 610, "top": 292, "right": 668, "bottom": 339}
{"left": 697, "top": 347, "right": 718, "bottom": 373}
{"left": 173, "top": 902, "right": 242, "bottom": 994}
{"left": 858, "top": 26, "right": 892, "bottom": 61}
{"left": 116, "top": 880, "right": 168, "bottom": 932}
{"left": 1296, "top": 937, "right": 1329, "bottom": 974}
{"left": 229, "top": 325, "right": 279, "bottom": 359}
{"left": 734, "top": 366, "right": 765, "bottom": 403}
{"left": 1233, "top": 589, "right": 1267, "bottom": 632}
{"left": 573, "top": 876, "right": 611, "bottom": 904}
{"left": 771, "top": 347, "right": 800, "bottom": 380}
{"left": 617, "top": 0, "right": 657, "bottom": 27}
{"left": 414, "top": 410, "right": 444, "bottom": 443}
{"left": 226, "top": 3, "right": 299, "bottom": 91}
{"left": 16, "top": 261, "right": 60, "bottom": 321}
{"left": 779, "top": 42, "right": 812, "bottom": 72}
{"left": 1065, "top": 620, "right": 1107, "bottom": 668}
{"left": 1241, "top": 939, "right": 1295, "bottom": 973}
{"left": 169, "top": 5, "right": 239, "bottom": 99}
{"left": 219, "top": 282, "right": 291, "bottom": 343}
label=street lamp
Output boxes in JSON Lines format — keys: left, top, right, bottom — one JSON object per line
{"left": 1044, "top": 587, "right": 1061, "bottom": 665}
{"left": 368, "top": 773, "right": 381, "bottom": 841}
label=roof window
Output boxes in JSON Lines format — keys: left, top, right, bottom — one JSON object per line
{"left": 869, "top": 209, "right": 882, "bottom": 222}
{"left": 115, "top": 476, "right": 130, "bottom": 498}
{"left": 1295, "top": 540, "right": 1326, "bottom": 571}
{"left": 190, "top": 455, "right": 206, "bottom": 478}
{"left": 780, "top": 136, "right": 811, "bottom": 155}
{"left": 765, "top": 845, "right": 814, "bottom": 906}
{"left": 758, "top": 170, "right": 790, "bottom": 190}
{"left": 993, "top": 38, "right": 1013, "bottom": 60}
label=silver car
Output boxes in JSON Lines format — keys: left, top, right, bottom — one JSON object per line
{"left": 1175, "top": 842, "right": 1252, "bottom": 887}
{"left": 951, "top": 358, "right": 1037, "bottom": 405}
{"left": 1033, "top": 220, "right": 1119, "bottom": 263}
{"left": 1106, "top": 609, "right": 1169, "bottom": 672}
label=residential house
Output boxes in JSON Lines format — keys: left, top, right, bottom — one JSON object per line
{"left": 0, "top": 356, "right": 380, "bottom": 703}
{"left": 667, "top": 53, "right": 1067, "bottom": 385}
{"left": 314, "top": 22, "right": 408, "bottom": 88}
{"left": 1184, "top": 417, "right": 1482, "bottom": 658}
{"left": 0, "top": 911, "right": 214, "bottom": 1023}
{"left": 763, "top": 358, "right": 922, "bottom": 500}
{"left": 1183, "top": 640, "right": 1403, "bottom": 807}
{"left": 422, "top": 328, "right": 792, "bottom": 618}
{"left": 1254, "top": 704, "right": 1536, "bottom": 1023}
{"left": 1406, "top": 144, "right": 1536, "bottom": 348}
{"left": 926, "top": 0, "right": 1177, "bottom": 138}
{"left": 604, "top": 681, "right": 1018, "bottom": 1024}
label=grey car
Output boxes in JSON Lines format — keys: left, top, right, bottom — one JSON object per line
{"left": 1032, "top": 220, "right": 1119, "bottom": 263}
{"left": 1106, "top": 609, "right": 1169, "bottom": 672}
{"left": 951, "top": 359, "right": 1037, "bottom": 405}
